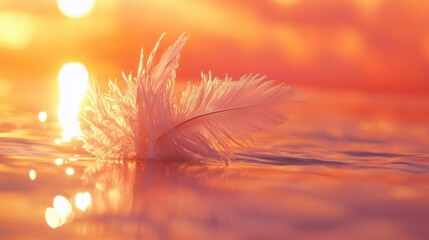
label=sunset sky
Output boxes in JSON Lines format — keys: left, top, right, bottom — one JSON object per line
{"left": 1, "top": 0, "right": 429, "bottom": 96}
{"left": 1, "top": 3, "right": 429, "bottom": 238}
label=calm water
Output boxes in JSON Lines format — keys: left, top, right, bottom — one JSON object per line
{"left": 1, "top": 83, "right": 429, "bottom": 240}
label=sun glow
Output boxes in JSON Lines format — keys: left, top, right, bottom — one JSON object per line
{"left": 58, "top": 62, "right": 89, "bottom": 142}
{"left": 57, "top": 0, "right": 95, "bottom": 18}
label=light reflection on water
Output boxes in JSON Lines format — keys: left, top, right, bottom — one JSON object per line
{"left": 75, "top": 191, "right": 91, "bottom": 212}
{"left": 1, "top": 86, "right": 429, "bottom": 239}
{"left": 57, "top": 62, "right": 89, "bottom": 143}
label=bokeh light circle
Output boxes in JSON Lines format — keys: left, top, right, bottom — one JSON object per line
{"left": 38, "top": 111, "right": 48, "bottom": 122}
{"left": 57, "top": 0, "right": 95, "bottom": 18}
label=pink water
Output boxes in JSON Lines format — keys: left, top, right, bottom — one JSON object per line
{"left": 1, "top": 83, "right": 429, "bottom": 239}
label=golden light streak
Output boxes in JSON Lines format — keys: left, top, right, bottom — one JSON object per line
{"left": 57, "top": 0, "right": 95, "bottom": 18}
{"left": 57, "top": 62, "right": 89, "bottom": 142}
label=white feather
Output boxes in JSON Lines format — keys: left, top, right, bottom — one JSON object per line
{"left": 82, "top": 33, "right": 303, "bottom": 164}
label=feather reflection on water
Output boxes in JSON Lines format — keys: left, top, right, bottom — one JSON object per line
{"left": 83, "top": 160, "right": 234, "bottom": 238}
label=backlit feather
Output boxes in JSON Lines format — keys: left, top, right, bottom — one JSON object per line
{"left": 82, "top": 33, "right": 303, "bottom": 164}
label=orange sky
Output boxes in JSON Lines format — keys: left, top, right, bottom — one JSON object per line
{"left": 1, "top": 0, "right": 429, "bottom": 95}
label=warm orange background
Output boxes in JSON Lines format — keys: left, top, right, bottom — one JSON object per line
{"left": 1, "top": 3, "right": 429, "bottom": 238}
{"left": 1, "top": 0, "right": 429, "bottom": 95}
{"left": 0, "top": 0, "right": 429, "bottom": 129}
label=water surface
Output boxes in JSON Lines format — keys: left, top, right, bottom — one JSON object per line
{"left": 1, "top": 84, "right": 428, "bottom": 239}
